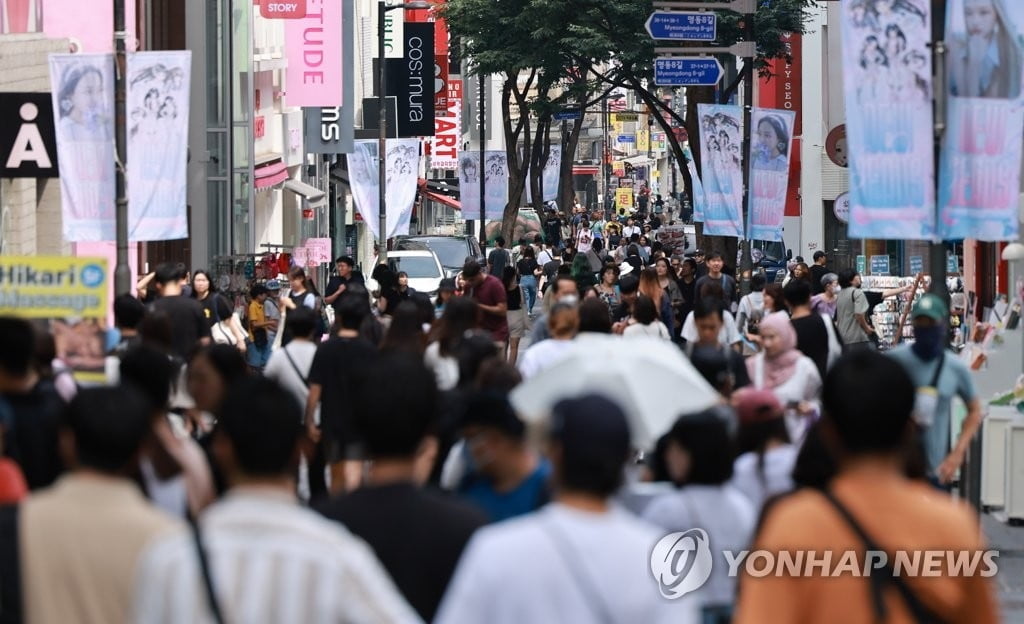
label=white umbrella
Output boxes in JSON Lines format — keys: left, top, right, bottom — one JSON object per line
{"left": 509, "top": 334, "right": 720, "bottom": 449}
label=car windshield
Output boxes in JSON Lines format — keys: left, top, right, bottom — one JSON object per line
{"left": 407, "top": 238, "right": 466, "bottom": 268}
{"left": 388, "top": 256, "right": 440, "bottom": 278}
{"left": 754, "top": 241, "right": 785, "bottom": 262}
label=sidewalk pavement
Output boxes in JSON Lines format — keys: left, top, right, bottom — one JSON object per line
{"left": 969, "top": 325, "right": 1024, "bottom": 623}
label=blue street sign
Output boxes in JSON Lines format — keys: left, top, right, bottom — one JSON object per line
{"left": 553, "top": 110, "right": 581, "bottom": 121}
{"left": 870, "top": 255, "right": 890, "bottom": 276}
{"left": 618, "top": 135, "right": 636, "bottom": 144}
{"left": 646, "top": 11, "right": 718, "bottom": 41}
{"left": 654, "top": 57, "right": 723, "bottom": 86}
{"left": 910, "top": 255, "right": 923, "bottom": 275}
{"left": 947, "top": 254, "right": 959, "bottom": 274}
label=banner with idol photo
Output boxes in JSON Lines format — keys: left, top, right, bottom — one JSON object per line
{"left": 483, "top": 150, "right": 509, "bottom": 220}
{"left": 938, "top": 0, "right": 1024, "bottom": 241}
{"left": 347, "top": 138, "right": 420, "bottom": 240}
{"left": 684, "top": 145, "right": 707, "bottom": 223}
{"left": 50, "top": 54, "right": 116, "bottom": 242}
{"left": 697, "top": 104, "right": 744, "bottom": 238}
{"left": 747, "top": 108, "right": 796, "bottom": 242}
{"left": 126, "top": 51, "right": 191, "bottom": 241}
{"left": 841, "top": 0, "right": 935, "bottom": 240}
{"left": 526, "top": 145, "right": 561, "bottom": 204}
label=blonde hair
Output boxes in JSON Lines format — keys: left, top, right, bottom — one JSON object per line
{"left": 548, "top": 303, "right": 580, "bottom": 339}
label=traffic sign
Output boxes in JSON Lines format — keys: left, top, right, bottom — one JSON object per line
{"left": 654, "top": 57, "right": 724, "bottom": 86}
{"left": 553, "top": 110, "right": 581, "bottom": 121}
{"left": 646, "top": 11, "right": 717, "bottom": 41}
{"left": 618, "top": 135, "right": 637, "bottom": 144}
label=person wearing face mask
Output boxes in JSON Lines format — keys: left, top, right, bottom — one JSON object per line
{"left": 887, "top": 294, "right": 984, "bottom": 490}
{"left": 811, "top": 273, "right": 840, "bottom": 319}
{"left": 529, "top": 275, "right": 579, "bottom": 345}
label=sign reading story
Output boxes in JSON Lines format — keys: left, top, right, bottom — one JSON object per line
{"left": 840, "top": 0, "right": 935, "bottom": 240}
{"left": 697, "top": 103, "right": 744, "bottom": 238}
{"left": 937, "top": 0, "right": 1024, "bottom": 242}
{"left": 747, "top": 108, "right": 796, "bottom": 242}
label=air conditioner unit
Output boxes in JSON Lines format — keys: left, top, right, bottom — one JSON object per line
{"left": 981, "top": 407, "right": 1018, "bottom": 510}
{"left": 1006, "top": 419, "right": 1024, "bottom": 524}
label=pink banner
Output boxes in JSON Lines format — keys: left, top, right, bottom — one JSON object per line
{"left": 285, "top": 0, "right": 342, "bottom": 107}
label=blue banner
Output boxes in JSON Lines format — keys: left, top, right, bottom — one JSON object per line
{"left": 697, "top": 104, "right": 744, "bottom": 238}
{"left": 747, "top": 108, "right": 795, "bottom": 242}
{"left": 841, "top": 0, "right": 936, "bottom": 240}
{"left": 685, "top": 145, "right": 707, "bottom": 223}
{"left": 937, "top": 0, "right": 1024, "bottom": 242}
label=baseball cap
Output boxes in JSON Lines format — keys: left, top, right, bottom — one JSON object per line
{"left": 911, "top": 293, "right": 948, "bottom": 322}
{"left": 732, "top": 388, "right": 784, "bottom": 426}
{"left": 550, "top": 394, "right": 631, "bottom": 462}
{"left": 265, "top": 279, "right": 281, "bottom": 291}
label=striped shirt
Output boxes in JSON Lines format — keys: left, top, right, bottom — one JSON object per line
{"left": 133, "top": 488, "right": 422, "bottom": 624}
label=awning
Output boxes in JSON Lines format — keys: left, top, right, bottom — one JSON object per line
{"left": 283, "top": 178, "right": 326, "bottom": 209}
{"left": 421, "top": 188, "right": 461, "bottom": 210}
{"left": 254, "top": 160, "right": 288, "bottom": 189}
{"left": 622, "top": 155, "right": 654, "bottom": 166}
{"left": 572, "top": 165, "right": 599, "bottom": 175}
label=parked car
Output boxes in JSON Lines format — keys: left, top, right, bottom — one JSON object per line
{"left": 394, "top": 235, "right": 484, "bottom": 278}
{"left": 385, "top": 249, "right": 445, "bottom": 301}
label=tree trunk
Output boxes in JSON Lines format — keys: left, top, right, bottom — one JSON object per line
{"left": 560, "top": 110, "right": 584, "bottom": 213}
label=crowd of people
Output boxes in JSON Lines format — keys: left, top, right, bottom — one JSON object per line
{"left": 0, "top": 209, "right": 998, "bottom": 622}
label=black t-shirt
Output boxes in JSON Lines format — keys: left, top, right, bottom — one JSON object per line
{"left": 318, "top": 483, "right": 487, "bottom": 621}
{"left": 307, "top": 337, "right": 378, "bottom": 446}
{"left": 506, "top": 285, "right": 522, "bottom": 311}
{"left": 150, "top": 295, "right": 210, "bottom": 359}
{"left": 516, "top": 258, "right": 538, "bottom": 279}
{"left": 543, "top": 217, "right": 562, "bottom": 243}
{"left": 695, "top": 274, "right": 737, "bottom": 305}
{"left": 1, "top": 381, "right": 65, "bottom": 490}
{"left": 791, "top": 315, "right": 830, "bottom": 381}
{"left": 197, "top": 293, "right": 233, "bottom": 328}
{"left": 325, "top": 273, "right": 366, "bottom": 314}
{"left": 809, "top": 264, "right": 829, "bottom": 295}
{"left": 728, "top": 349, "right": 752, "bottom": 389}
{"left": 542, "top": 259, "right": 561, "bottom": 282}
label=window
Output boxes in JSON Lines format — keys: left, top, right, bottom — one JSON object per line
{"left": 388, "top": 256, "right": 440, "bottom": 278}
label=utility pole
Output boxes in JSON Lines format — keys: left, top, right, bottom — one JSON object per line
{"left": 377, "top": 0, "right": 388, "bottom": 262}
{"left": 479, "top": 72, "right": 486, "bottom": 251}
{"left": 113, "top": 0, "right": 130, "bottom": 296}
{"left": 738, "top": 9, "right": 755, "bottom": 296}
{"left": 929, "top": 0, "right": 950, "bottom": 304}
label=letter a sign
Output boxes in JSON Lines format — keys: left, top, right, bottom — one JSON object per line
{"left": 0, "top": 93, "right": 58, "bottom": 177}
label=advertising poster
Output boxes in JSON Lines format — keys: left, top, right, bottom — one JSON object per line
{"left": 616, "top": 187, "right": 634, "bottom": 210}
{"left": 49, "top": 54, "right": 116, "bottom": 242}
{"left": 126, "top": 51, "right": 191, "bottom": 242}
{"left": 0, "top": 256, "right": 108, "bottom": 382}
{"left": 483, "top": 150, "right": 509, "bottom": 220}
{"left": 684, "top": 145, "right": 707, "bottom": 223}
{"left": 938, "top": 0, "right": 1024, "bottom": 241}
{"left": 841, "top": 0, "right": 935, "bottom": 240}
{"left": 526, "top": 145, "right": 561, "bottom": 204}
{"left": 747, "top": 108, "right": 796, "bottom": 242}
{"left": 697, "top": 104, "right": 744, "bottom": 237}
{"left": 458, "top": 152, "right": 482, "bottom": 218}
{"left": 347, "top": 138, "right": 420, "bottom": 240}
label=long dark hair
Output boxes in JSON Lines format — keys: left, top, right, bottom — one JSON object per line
{"left": 381, "top": 301, "right": 426, "bottom": 356}
{"left": 288, "top": 267, "right": 319, "bottom": 297}
{"left": 737, "top": 417, "right": 791, "bottom": 490}
{"left": 431, "top": 296, "right": 479, "bottom": 357}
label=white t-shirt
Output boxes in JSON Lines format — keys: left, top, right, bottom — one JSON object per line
{"left": 424, "top": 341, "right": 460, "bottom": 391}
{"left": 435, "top": 503, "right": 697, "bottom": 624}
{"left": 748, "top": 354, "right": 822, "bottom": 444}
{"left": 730, "top": 444, "right": 799, "bottom": 511}
{"left": 642, "top": 484, "right": 756, "bottom": 608}
{"left": 624, "top": 321, "right": 671, "bottom": 340}
{"left": 517, "top": 339, "right": 575, "bottom": 379}
{"left": 681, "top": 310, "right": 742, "bottom": 346}
{"left": 264, "top": 341, "right": 319, "bottom": 422}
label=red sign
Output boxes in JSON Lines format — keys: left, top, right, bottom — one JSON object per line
{"left": 435, "top": 55, "right": 449, "bottom": 118}
{"left": 758, "top": 32, "right": 802, "bottom": 216}
{"left": 448, "top": 79, "right": 462, "bottom": 103}
{"left": 260, "top": 0, "right": 306, "bottom": 19}
{"left": 255, "top": 116, "right": 266, "bottom": 139}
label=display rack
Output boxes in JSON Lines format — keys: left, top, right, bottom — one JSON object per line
{"left": 862, "top": 275, "right": 929, "bottom": 350}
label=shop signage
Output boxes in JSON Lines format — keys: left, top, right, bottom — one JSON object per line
{"left": 260, "top": 0, "right": 306, "bottom": 19}
{"left": 0, "top": 93, "right": 57, "bottom": 177}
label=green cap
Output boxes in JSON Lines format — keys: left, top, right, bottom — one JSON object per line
{"left": 912, "top": 293, "right": 948, "bottom": 322}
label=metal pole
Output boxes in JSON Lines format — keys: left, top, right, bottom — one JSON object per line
{"left": 929, "top": 0, "right": 949, "bottom": 304}
{"left": 377, "top": 0, "right": 389, "bottom": 263}
{"left": 479, "top": 72, "right": 486, "bottom": 251}
{"left": 738, "top": 11, "right": 754, "bottom": 296}
{"left": 603, "top": 96, "right": 610, "bottom": 218}
{"left": 113, "top": 0, "right": 130, "bottom": 295}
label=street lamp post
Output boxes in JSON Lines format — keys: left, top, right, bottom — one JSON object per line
{"left": 113, "top": 0, "right": 129, "bottom": 295}
{"left": 377, "top": 1, "right": 429, "bottom": 264}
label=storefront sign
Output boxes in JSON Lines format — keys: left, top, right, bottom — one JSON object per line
{"left": 304, "top": 237, "right": 332, "bottom": 264}
{"left": 425, "top": 97, "right": 460, "bottom": 169}
{"left": 856, "top": 255, "right": 866, "bottom": 275}
{"left": 870, "top": 255, "right": 890, "bottom": 276}
{"left": 833, "top": 192, "right": 850, "bottom": 223}
{"left": 260, "top": 0, "right": 306, "bottom": 19}
{"left": 0, "top": 256, "right": 107, "bottom": 318}
{"left": 285, "top": 0, "right": 342, "bottom": 107}
{"left": 910, "top": 255, "right": 923, "bottom": 275}
{"left": 386, "top": 22, "right": 435, "bottom": 137}
{"left": 0, "top": 92, "right": 57, "bottom": 177}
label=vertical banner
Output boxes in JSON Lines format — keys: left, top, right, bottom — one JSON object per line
{"left": 285, "top": 0, "right": 342, "bottom": 107}
{"left": 347, "top": 138, "right": 420, "bottom": 239}
{"left": 747, "top": 108, "right": 796, "bottom": 242}
{"left": 684, "top": 145, "right": 707, "bottom": 223}
{"left": 387, "top": 22, "right": 434, "bottom": 137}
{"left": 458, "top": 152, "right": 481, "bottom": 217}
{"left": 696, "top": 104, "right": 744, "bottom": 238}
{"left": 484, "top": 150, "right": 508, "bottom": 219}
{"left": 126, "top": 51, "right": 190, "bottom": 241}
{"left": 49, "top": 54, "right": 116, "bottom": 242}
{"left": 426, "top": 97, "right": 460, "bottom": 168}
{"left": 938, "top": 0, "right": 1024, "bottom": 241}
{"left": 841, "top": 0, "right": 935, "bottom": 240}
{"left": 525, "top": 145, "right": 561, "bottom": 204}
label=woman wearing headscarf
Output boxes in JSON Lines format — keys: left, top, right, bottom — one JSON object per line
{"left": 745, "top": 312, "right": 822, "bottom": 444}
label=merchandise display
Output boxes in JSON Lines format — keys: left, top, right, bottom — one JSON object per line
{"left": 862, "top": 275, "right": 929, "bottom": 350}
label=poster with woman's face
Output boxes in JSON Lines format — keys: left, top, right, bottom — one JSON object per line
{"left": 947, "top": 0, "right": 1024, "bottom": 100}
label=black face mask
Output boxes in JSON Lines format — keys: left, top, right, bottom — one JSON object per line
{"left": 911, "top": 325, "right": 945, "bottom": 360}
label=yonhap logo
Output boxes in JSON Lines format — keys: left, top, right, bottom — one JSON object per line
{"left": 650, "top": 529, "right": 713, "bottom": 599}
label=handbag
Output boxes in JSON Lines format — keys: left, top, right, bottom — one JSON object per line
{"left": 212, "top": 321, "right": 236, "bottom": 346}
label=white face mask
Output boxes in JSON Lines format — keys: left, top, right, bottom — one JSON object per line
{"left": 558, "top": 295, "right": 579, "bottom": 306}
{"left": 832, "top": 285, "right": 841, "bottom": 295}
